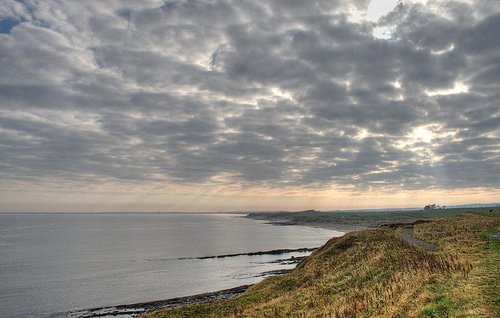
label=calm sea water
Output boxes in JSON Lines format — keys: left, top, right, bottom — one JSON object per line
{"left": 0, "top": 213, "right": 342, "bottom": 318}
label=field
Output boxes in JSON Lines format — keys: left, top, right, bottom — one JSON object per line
{"left": 246, "top": 207, "right": 499, "bottom": 228}
{"left": 142, "top": 210, "right": 500, "bottom": 317}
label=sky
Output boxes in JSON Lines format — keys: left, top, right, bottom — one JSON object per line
{"left": 0, "top": 0, "right": 499, "bottom": 212}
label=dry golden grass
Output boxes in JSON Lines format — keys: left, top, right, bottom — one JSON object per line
{"left": 143, "top": 214, "right": 499, "bottom": 318}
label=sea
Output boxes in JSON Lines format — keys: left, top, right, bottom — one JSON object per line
{"left": 0, "top": 213, "right": 342, "bottom": 318}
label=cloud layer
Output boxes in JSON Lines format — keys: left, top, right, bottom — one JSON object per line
{"left": 0, "top": 0, "right": 499, "bottom": 210}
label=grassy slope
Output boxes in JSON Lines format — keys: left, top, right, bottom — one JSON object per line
{"left": 144, "top": 212, "right": 499, "bottom": 318}
{"left": 247, "top": 208, "right": 498, "bottom": 228}
{"left": 413, "top": 212, "right": 500, "bottom": 317}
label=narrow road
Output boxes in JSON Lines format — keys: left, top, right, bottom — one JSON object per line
{"left": 402, "top": 228, "right": 438, "bottom": 252}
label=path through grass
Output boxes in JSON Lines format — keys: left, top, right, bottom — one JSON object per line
{"left": 143, "top": 213, "right": 499, "bottom": 317}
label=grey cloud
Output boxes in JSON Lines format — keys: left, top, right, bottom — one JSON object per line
{"left": 0, "top": 0, "right": 499, "bottom": 193}
{"left": 139, "top": 118, "right": 220, "bottom": 143}
{"left": 469, "top": 64, "right": 500, "bottom": 86}
{"left": 394, "top": 5, "right": 459, "bottom": 51}
{"left": 459, "top": 12, "right": 500, "bottom": 55}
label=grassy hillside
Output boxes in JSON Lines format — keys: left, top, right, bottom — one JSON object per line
{"left": 143, "top": 212, "right": 500, "bottom": 317}
{"left": 246, "top": 207, "right": 498, "bottom": 228}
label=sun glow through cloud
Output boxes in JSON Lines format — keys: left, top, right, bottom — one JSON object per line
{"left": 410, "top": 126, "right": 435, "bottom": 143}
{"left": 0, "top": 0, "right": 499, "bottom": 212}
{"left": 426, "top": 83, "right": 469, "bottom": 96}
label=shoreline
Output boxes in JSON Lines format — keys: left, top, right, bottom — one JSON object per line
{"left": 51, "top": 252, "right": 311, "bottom": 318}
{"left": 262, "top": 220, "right": 370, "bottom": 232}
{"left": 178, "top": 247, "right": 317, "bottom": 260}
{"left": 50, "top": 285, "right": 251, "bottom": 318}
{"left": 54, "top": 221, "right": 353, "bottom": 318}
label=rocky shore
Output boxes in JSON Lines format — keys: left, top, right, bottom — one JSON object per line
{"left": 178, "top": 247, "right": 316, "bottom": 260}
{"left": 50, "top": 285, "right": 251, "bottom": 318}
{"left": 50, "top": 253, "right": 309, "bottom": 318}
{"left": 51, "top": 218, "right": 345, "bottom": 318}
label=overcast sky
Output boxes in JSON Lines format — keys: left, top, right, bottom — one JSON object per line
{"left": 0, "top": 0, "right": 499, "bottom": 212}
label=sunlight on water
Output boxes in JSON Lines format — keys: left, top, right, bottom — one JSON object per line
{"left": 0, "top": 213, "right": 341, "bottom": 318}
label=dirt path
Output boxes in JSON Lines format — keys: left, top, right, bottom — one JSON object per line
{"left": 402, "top": 228, "right": 438, "bottom": 252}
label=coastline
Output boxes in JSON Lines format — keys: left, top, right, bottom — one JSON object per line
{"left": 137, "top": 213, "right": 500, "bottom": 317}
{"left": 261, "top": 220, "right": 370, "bottom": 232}
{"left": 41, "top": 211, "right": 498, "bottom": 318}
{"left": 53, "top": 221, "right": 351, "bottom": 318}
{"left": 51, "top": 285, "right": 251, "bottom": 318}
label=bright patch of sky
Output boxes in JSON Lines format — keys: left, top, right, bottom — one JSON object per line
{"left": 426, "top": 83, "right": 469, "bottom": 96}
{"left": 350, "top": 0, "right": 430, "bottom": 38}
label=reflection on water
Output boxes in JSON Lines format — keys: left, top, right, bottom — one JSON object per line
{"left": 0, "top": 213, "right": 343, "bottom": 318}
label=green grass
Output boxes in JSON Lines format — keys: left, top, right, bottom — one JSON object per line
{"left": 482, "top": 225, "right": 500, "bottom": 316}
{"left": 142, "top": 213, "right": 500, "bottom": 318}
{"left": 247, "top": 207, "right": 499, "bottom": 228}
{"left": 413, "top": 213, "right": 500, "bottom": 317}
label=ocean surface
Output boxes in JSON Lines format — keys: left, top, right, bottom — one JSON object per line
{"left": 0, "top": 213, "right": 342, "bottom": 318}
